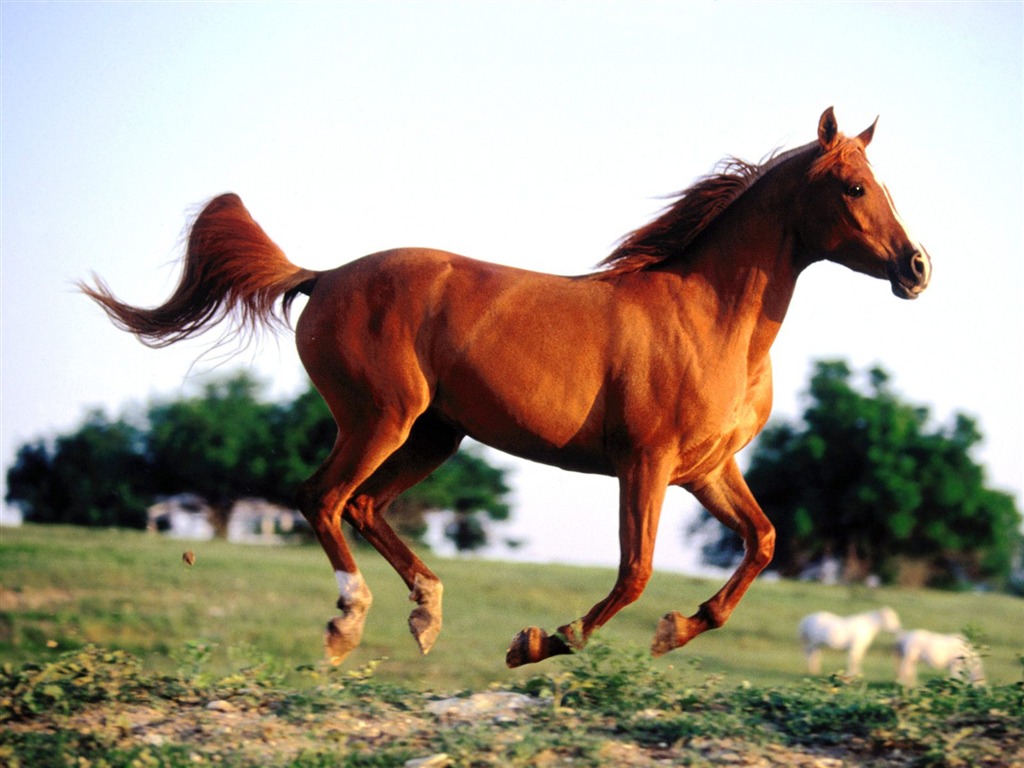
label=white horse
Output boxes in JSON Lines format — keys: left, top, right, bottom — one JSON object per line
{"left": 896, "top": 630, "right": 985, "bottom": 686}
{"left": 798, "top": 607, "right": 901, "bottom": 676}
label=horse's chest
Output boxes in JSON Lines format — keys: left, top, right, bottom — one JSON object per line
{"left": 661, "top": 365, "right": 773, "bottom": 479}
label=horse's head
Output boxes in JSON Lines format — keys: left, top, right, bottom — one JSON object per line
{"left": 877, "top": 607, "right": 902, "bottom": 633}
{"left": 794, "top": 107, "right": 931, "bottom": 299}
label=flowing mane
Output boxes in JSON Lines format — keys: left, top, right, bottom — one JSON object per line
{"left": 594, "top": 143, "right": 817, "bottom": 277}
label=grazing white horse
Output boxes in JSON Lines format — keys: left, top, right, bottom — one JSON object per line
{"left": 799, "top": 607, "right": 901, "bottom": 676}
{"left": 896, "top": 630, "right": 985, "bottom": 686}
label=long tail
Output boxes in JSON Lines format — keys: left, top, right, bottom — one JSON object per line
{"left": 79, "top": 193, "right": 318, "bottom": 348}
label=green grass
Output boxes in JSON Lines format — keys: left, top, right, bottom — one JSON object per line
{"left": 2, "top": 524, "right": 1022, "bottom": 691}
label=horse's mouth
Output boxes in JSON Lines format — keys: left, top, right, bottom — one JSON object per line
{"left": 891, "top": 279, "right": 926, "bottom": 300}
{"left": 888, "top": 254, "right": 930, "bottom": 300}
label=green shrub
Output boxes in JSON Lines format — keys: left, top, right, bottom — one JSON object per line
{"left": 0, "top": 646, "right": 145, "bottom": 721}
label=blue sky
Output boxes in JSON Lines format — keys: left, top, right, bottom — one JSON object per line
{"left": 1, "top": 1, "right": 1021, "bottom": 571}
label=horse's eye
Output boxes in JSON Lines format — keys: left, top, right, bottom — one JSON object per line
{"left": 845, "top": 183, "right": 865, "bottom": 199}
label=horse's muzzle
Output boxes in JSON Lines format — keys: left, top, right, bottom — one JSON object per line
{"left": 890, "top": 248, "right": 931, "bottom": 299}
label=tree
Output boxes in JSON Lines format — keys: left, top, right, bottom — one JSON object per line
{"left": 696, "top": 360, "right": 1021, "bottom": 588}
{"left": 5, "top": 411, "right": 151, "bottom": 528}
{"left": 146, "top": 373, "right": 282, "bottom": 537}
{"left": 266, "top": 385, "right": 337, "bottom": 492}
{"left": 6, "top": 373, "right": 513, "bottom": 550}
{"left": 402, "top": 446, "right": 512, "bottom": 551}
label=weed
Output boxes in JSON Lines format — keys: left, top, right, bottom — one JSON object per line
{"left": 171, "top": 639, "right": 214, "bottom": 687}
{"left": 0, "top": 645, "right": 145, "bottom": 721}
{"left": 520, "top": 639, "right": 678, "bottom": 717}
{"left": 880, "top": 677, "right": 1024, "bottom": 766}
{"left": 735, "top": 676, "right": 897, "bottom": 745}
{"left": 290, "top": 747, "right": 416, "bottom": 767}
{"left": 4, "top": 525, "right": 1024, "bottom": 766}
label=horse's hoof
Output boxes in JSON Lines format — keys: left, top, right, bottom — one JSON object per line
{"left": 409, "top": 609, "right": 441, "bottom": 655}
{"left": 506, "top": 626, "right": 548, "bottom": 668}
{"left": 324, "top": 615, "right": 365, "bottom": 666}
{"left": 505, "top": 626, "right": 572, "bottom": 668}
{"left": 409, "top": 575, "right": 443, "bottom": 655}
{"left": 652, "top": 611, "right": 706, "bottom": 657}
{"left": 651, "top": 611, "right": 684, "bottom": 657}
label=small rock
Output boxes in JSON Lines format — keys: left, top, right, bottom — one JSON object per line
{"left": 205, "top": 699, "right": 235, "bottom": 712}
{"left": 404, "top": 754, "right": 451, "bottom": 768}
{"left": 425, "top": 691, "right": 542, "bottom": 722}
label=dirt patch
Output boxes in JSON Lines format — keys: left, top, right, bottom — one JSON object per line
{"left": 7, "top": 693, "right": 1020, "bottom": 767}
{"left": 0, "top": 586, "right": 75, "bottom": 612}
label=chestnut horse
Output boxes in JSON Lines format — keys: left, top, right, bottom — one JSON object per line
{"left": 81, "top": 108, "right": 930, "bottom": 668}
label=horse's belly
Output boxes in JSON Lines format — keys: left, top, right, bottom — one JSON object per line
{"left": 434, "top": 373, "right": 614, "bottom": 474}
{"left": 435, "top": 360, "right": 768, "bottom": 481}
{"left": 480, "top": 405, "right": 605, "bottom": 463}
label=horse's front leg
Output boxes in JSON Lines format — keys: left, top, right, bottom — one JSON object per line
{"left": 506, "top": 458, "right": 671, "bottom": 668}
{"left": 652, "top": 458, "right": 774, "bottom": 656}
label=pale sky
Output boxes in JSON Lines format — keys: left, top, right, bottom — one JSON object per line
{"left": 1, "top": 1, "right": 1021, "bottom": 573}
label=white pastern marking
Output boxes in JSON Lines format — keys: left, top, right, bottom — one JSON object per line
{"left": 335, "top": 570, "right": 368, "bottom": 604}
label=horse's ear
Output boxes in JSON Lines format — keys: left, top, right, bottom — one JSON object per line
{"left": 817, "top": 107, "right": 838, "bottom": 149}
{"left": 857, "top": 116, "right": 878, "bottom": 147}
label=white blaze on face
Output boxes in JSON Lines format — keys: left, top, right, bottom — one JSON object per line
{"left": 868, "top": 161, "right": 924, "bottom": 252}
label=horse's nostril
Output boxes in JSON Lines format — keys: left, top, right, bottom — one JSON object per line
{"left": 911, "top": 251, "right": 930, "bottom": 280}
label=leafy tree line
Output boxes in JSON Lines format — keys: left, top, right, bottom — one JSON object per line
{"left": 697, "top": 360, "right": 1022, "bottom": 590}
{"left": 9, "top": 360, "right": 1020, "bottom": 585}
{"left": 5, "top": 373, "right": 511, "bottom": 550}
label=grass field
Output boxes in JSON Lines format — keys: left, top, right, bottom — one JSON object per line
{"left": 2, "top": 524, "right": 1021, "bottom": 691}
{"left": 3, "top": 524, "right": 1023, "bottom": 766}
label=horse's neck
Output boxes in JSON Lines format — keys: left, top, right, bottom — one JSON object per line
{"left": 675, "top": 201, "right": 801, "bottom": 360}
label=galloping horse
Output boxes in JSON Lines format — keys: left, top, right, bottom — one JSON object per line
{"left": 81, "top": 108, "right": 931, "bottom": 668}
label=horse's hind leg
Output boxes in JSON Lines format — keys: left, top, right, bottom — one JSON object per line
{"left": 343, "top": 411, "right": 464, "bottom": 655}
{"left": 652, "top": 458, "right": 775, "bottom": 656}
{"left": 297, "top": 450, "right": 371, "bottom": 665}
{"left": 897, "top": 649, "right": 919, "bottom": 686}
{"left": 298, "top": 409, "right": 427, "bottom": 665}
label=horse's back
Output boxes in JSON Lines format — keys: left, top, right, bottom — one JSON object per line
{"left": 300, "top": 247, "right": 585, "bottom": 335}
{"left": 307, "top": 247, "right": 467, "bottom": 305}
{"left": 899, "top": 630, "right": 967, "bottom": 665}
